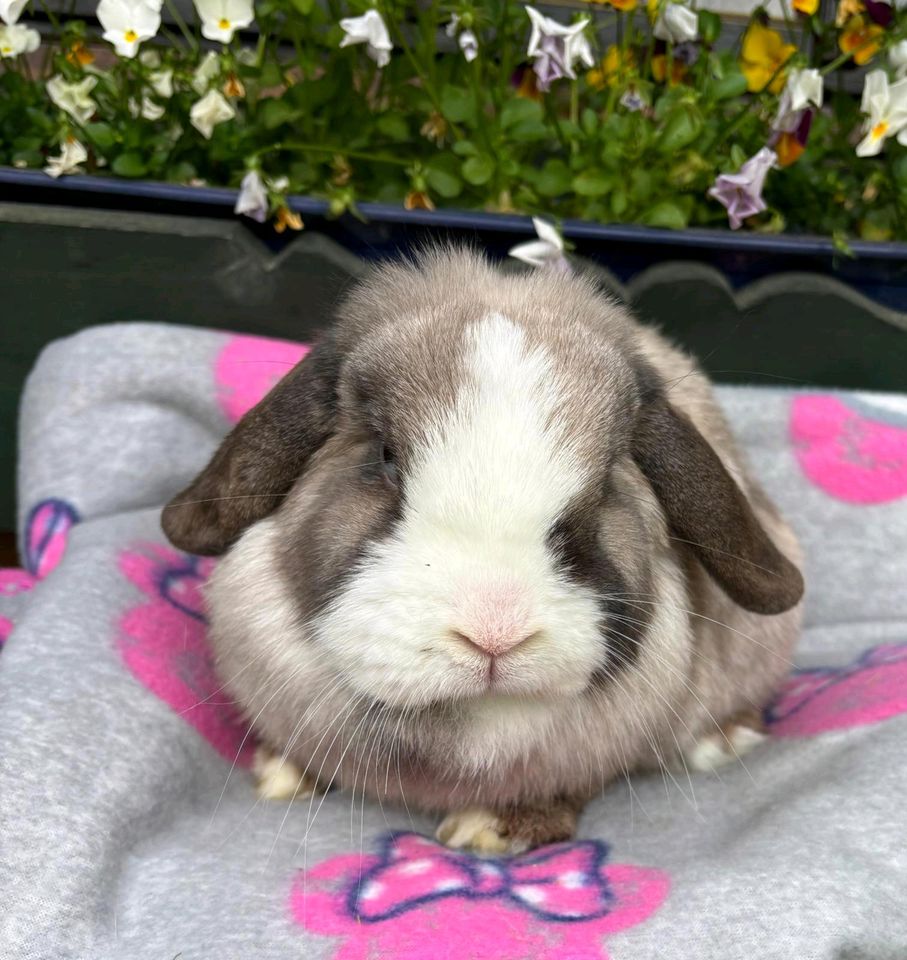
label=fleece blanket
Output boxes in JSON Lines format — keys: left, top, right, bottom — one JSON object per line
{"left": 1, "top": 322, "right": 906, "bottom": 960}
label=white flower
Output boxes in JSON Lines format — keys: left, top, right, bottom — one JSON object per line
{"left": 269, "top": 174, "right": 289, "bottom": 192}
{"left": 190, "top": 88, "right": 235, "bottom": 139}
{"left": 445, "top": 14, "right": 478, "bottom": 62}
{"left": 774, "top": 67, "right": 823, "bottom": 132}
{"left": 128, "top": 95, "right": 165, "bottom": 120}
{"left": 339, "top": 9, "right": 392, "bottom": 68}
{"left": 653, "top": 2, "right": 698, "bottom": 44}
{"left": 44, "top": 138, "right": 87, "bottom": 178}
{"left": 148, "top": 67, "right": 173, "bottom": 98}
{"left": 890, "top": 40, "right": 907, "bottom": 78}
{"left": 193, "top": 0, "right": 254, "bottom": 44}
{"left": 46, "top": 74, "right": 98, "bottom": 124}
{"left": 856, "top": 69, "right": 907, "bottom": 157}
{"left": 138, "top": 47, "right": 160, "bottom": 67}
{"left": 97, "top": 0, "right": 160, "bottom": 58}
{"left": 0, "top": 0, "right": 27, "bottom": 25}
{"left": 192, "top": 50, "right": 221, "bottom": 94}
{"left": 508, "top": 217, "right": 570, "bottom": 272}
{"left": 234, "top": 169, "right": 268, "bottom": 222}
{"left": 0, "top": 21, "right": 38, "bottom": 57}
{"left": 525, "top": 6, "right": 593, "bottom": 80}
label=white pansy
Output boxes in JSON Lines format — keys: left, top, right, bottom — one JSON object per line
{"left": 97, "top": 0, "right": 160, "bottom": 58}
{"left": 44, "top": 138, "right": 87, "bottom": 178}
{"left": 128, "top": 94, "right": 165, "bottom": 120}
{"left": 148, "top": 67, "right": 173, "bottom": 98}
{"left": 525, "top": 6, "right": 593, "bottom": 79}
{"left": 508, "top": 217, "right": 570, "bottom": 272}
{"left": 856, "top": 69, "right": 907, "bottom": 156}
{"left": 890, "top": 40, "right": 907, "bottom": 78}
{"left": 653, "top": 2, "right": 699, "bottom": 44}
{"left": 190, "top": 88, "right": 235, "bottom": 139}
{"left": 234, "top": 169, "right": 268, "bottom": 222}
{"left": 445, "top": 14, "right": 478, "bottom": 62}
{"left": 0, "top": 21, "right": 38, "bottom": 57}
{"left": 193, "top": 0, "right": 254, "bottom": 44}
{"left": 0, "top": 0, "right": 27, "bottom": 25}
{"left": 774, "top": 67, "right": 823, "bottom": 131}
{"left": 46, "top": 74, "right": 98, "bottom": 124}
{"left": 192, "top": 50, "right": 221, "bottom": 94}
{"left": 339, "top": 9, "right": 392, "bottom": 68}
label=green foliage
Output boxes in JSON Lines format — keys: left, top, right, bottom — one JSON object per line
{"left": 2, "top": 0, "right": 907, "bottom": 239}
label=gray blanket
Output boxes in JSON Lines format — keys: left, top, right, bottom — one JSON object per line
{"left": 2, "top": 322, "right": 906, "bottom": 960}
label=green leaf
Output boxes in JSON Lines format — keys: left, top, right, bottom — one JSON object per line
{"left": 452, "top": 139, "right": 478, "bottom": 157}
{"left": 698, "top": 10, "right": 722, "bottom": 45}
{"left": 642, "top": 201, "right": 688, "bottom": 229}
{"left": 440, "top": 84, "right": 475, "bottom": 124}
{"left": 658, "top": 106, "right": 703, "bottom": 153}
{"left": 610, "top": 186, "right": 628, "bottom": 217}
{"left": 84, "top": 122, "right": 116, "bottom": 152}
{"left": 729, "top": 144, "right": 747, "bottom": 169}
{"left": 111, "top": 152, "right": 148, "bottom": 178}
{"left": 581, "top": 108, "right": 598, "bottom": 137}
{"left": 572, "top": 171, "right": 614, "bottom": 197}
{"left": 461, "top": 154, "right": 494, "bottom": 185}
{"left": 711, "top": 71, "right": 749, "bottom": 101}
{"left": 499, "top": 98, "right": 543, "bottom": 130}
{"left": 167, "top": 161, "right": 196, "bottom": 183}
{"left": 288, "top": 0, "right": 314, "bottom": 13}
{"left": 376, "top": 113, "right": 409, "bottom": 142}
{"left": 535, "top": 158, "right": 571, "bottom": 197}
{"left": 425, "top": 154, "right": 463, "bottom": 198}
{"left": 260, "top": 97, "right": 302, "bottom": 130}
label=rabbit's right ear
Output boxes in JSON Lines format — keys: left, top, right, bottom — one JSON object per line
{"left": 162, "top": 333, "right": 342, "bottom": 556}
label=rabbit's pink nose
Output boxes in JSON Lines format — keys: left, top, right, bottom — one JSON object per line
{"left": 451, "top": 627, "right": 535, "bottom": 658}
{"left": 452, "top": 582, "right": 535, "bottom": 657}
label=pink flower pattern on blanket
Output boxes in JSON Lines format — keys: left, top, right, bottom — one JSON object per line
{"left": 0, "top": 569, "right": 37, "bottom": 646}
{"left": 289, "top": 831, "right": 669, "bottom": 960}
{"left": 766, "top": 642, "right": 907, "bottom": 737}
{"left": 116, "top": 543, "right": 254, "bottom": 766}
{"left": 215, "top": 334, "right": 310, "bottom": 423}
{"left": 791, "top": 394, "right": 907, "bottom": 504}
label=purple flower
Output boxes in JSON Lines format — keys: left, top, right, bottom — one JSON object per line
{"left": 533, "top": 35, "right": 569, "bottom": 91}
{"left": 864, "top": 0, "right": 893, "bottom": 27}
{"left": 708, "top": 147, "right": 777, "bottom": 230}
{"left": 673, "top": 41, "right": 700, "bottom": 66}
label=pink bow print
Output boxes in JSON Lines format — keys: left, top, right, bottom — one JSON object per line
{"left": 350, "top": 832, "right": 614, "bottom": 923}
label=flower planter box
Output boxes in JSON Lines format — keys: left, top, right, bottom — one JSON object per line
{"left": 2, "top": 165, "right": 906, "bottom": 530}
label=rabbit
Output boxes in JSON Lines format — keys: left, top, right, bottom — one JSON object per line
{"left": 162, "top": 247, "right": 804, "bottom": 855}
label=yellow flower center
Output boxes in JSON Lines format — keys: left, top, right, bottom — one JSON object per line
{"left": 124, "top": 29, "right": 138, "bottom": 42}
{"left": 872, "top": 121, "right": 889, "bottom": 140}
{"left": 1, "top": 44, "right": 11, "bottom": 54}
{"left": 219, "top": 18, "right": 231, "bottom": 29}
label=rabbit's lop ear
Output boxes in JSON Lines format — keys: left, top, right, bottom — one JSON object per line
{"left": 632, "top": 386, "right": 804, "bottom": 615}
{"left": 162, "top": 334, "right": 342, "bottom": 556}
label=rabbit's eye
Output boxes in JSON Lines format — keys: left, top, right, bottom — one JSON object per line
{"left": 379, "top": 444, "right": 398, "bottom": 486}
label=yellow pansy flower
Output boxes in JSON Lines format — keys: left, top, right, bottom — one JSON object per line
{"left": 651, "top": 53, "right": 687, "bottom": 85}
{"left": 793, "top": 0, "right": 819, "bottom": 13}
{"left": 740, "top": 21, "right": 797, "bottom": 94}
{"left": 587, "top": 44, "right": 636, "bottom": 90}
{"left": 839, "top": 17, "right": 883, "bottom": 66}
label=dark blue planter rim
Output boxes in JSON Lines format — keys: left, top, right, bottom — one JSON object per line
{"left": 3, "top": 165, "right": 907, "bottom": 261}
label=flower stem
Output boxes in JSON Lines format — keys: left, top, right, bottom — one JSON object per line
{"left": 259, "top": 142, "right": 411, "bottom": 167}
{"left": 163, "top": 0, "right": 198, "bottom": 52}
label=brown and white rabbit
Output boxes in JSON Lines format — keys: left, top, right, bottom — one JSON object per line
{"left": 162, "top": 248, "right": 804, "bottom": 854}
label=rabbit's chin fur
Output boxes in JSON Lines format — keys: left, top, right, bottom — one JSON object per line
{"left": 167, "top": 249, "right": 803, "bottom": 833}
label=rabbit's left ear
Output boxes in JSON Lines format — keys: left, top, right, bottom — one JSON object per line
{"left": 632, "top": 387, "right": 804, "bottom": 615}
{"left": 162, "top": 333, "right": 342, "bottom": 556}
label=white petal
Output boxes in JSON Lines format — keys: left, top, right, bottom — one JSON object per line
{"left": 655, "top": 3, "right": 698, "bottom": 43}
{"left": 192, "top": 50, "right": 221, "bottom": 94}
{"left": 787, "top": 67, "right": 823, "bottom": 113}
{"left": 459, "top": 29, "right": 478, "bottom": 62}
{"left": 861, "top": 69, "right": 889, "bottom": 118}
{"left": 190, "top": 88, "right": 235, "bottom": 139}
{"left": 0, "top": 0, "right": 28, "bottom": 25}
{"left": 532, "top": 217, "right": 563, "bottom": 251}
{"left": 149, "top": 67, "right": 173, "bottom": 98}
{"left": 856, "top": 130, "right": 885, "bottom": 157}
{"left": 508, "top": 239, "right": 558, "bottom": 267}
